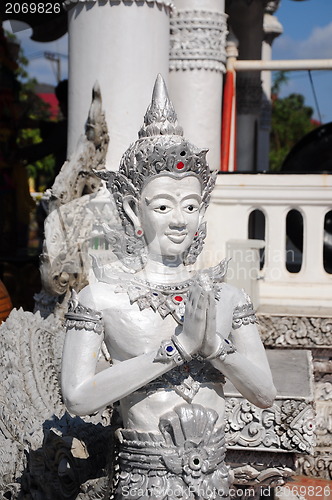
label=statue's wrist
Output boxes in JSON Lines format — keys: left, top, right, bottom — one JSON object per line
{"left": 205, "top": 336, "right": 236, "bottom": 361}
{"left": 153, "top": 337, "right": 192, "bottom": 366}
{"left": 171, "top": 335, "right": 193, "bottom": 362}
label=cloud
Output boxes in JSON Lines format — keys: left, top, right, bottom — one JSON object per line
{"left": 296, "top": 22, "right": 332, "bottom": 59}
{"left": 274, "top": 22, "right": 332, "bottom": 59}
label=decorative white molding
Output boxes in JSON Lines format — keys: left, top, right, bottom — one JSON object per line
{"left": 225, "top": 398, "right": 315, "bottom": 455}
{"left": 263, "top": 12, "right": 283, "bottom": 44}
{"left": 170, "top": 59, "right": 226, "bottom": 72}
{"left": 296, "top": 451, "right": 332, "bottom": 480}
{"left": 315, "top": 381, "right": 332, "bottom": 401}
{"left": 315, "top": 400, "right": 332, "bottom": 448}
{"left": 170, "top": 9, "right": 228, "bottom": 72}
{"left": 258, "top": 314, "right": 332, "bottom": 349}
{"left": 232, "top": 462, "right": 294, "bottom": 488}
{"left": 63, "top": 0, "right": 174, "bottom": 10}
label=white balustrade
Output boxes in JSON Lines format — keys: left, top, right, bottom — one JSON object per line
{"left": 203, "top": 174, "right": 332, "bottom": 313}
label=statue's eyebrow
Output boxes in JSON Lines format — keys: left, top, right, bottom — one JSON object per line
{"left": 181, "top": 194, "right": 202, "bottom": 202}
{"left": 145, "top": 194, "right": 174, "bottom": 205}
{"left": 145, "top": 193, "right": 202, "bottom": 205}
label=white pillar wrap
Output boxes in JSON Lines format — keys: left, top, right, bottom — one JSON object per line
{"left": 66, "top": 0, "right": 172, "bottom": 170}
{"left": 169, "top": 0, "right": 227, "bottom": 170}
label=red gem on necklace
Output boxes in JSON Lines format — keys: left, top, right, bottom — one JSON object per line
{"left": 176, "top": 161, "right": 184, "bottom": 170}
{"left": 174, "top": 295, "right": 183, "bottom": 302}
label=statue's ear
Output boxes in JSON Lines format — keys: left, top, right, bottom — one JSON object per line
{"left": 123, "top": 195, "right": 140, "bottom": 228}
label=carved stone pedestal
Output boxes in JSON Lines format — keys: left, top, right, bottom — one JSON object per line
{"left": 258, "top": 313, "right": 332, "bottom": 481}
{"left": 225, "top": 350, "right": 316, "bottom": 492}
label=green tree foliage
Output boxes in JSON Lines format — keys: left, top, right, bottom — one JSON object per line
{"left": 4, "top": 30, "right": 56, "bottom": 190}
{"left": 269, "top": 71, "right": 317, "bottom": 171}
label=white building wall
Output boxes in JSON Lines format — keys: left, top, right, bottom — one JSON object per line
{"left": 203, "top": 174, "right": 332, "bottom": 312}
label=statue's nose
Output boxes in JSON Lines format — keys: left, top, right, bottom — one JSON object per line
{"left": 170, "top": 206, "right": 186, "bottom": 227}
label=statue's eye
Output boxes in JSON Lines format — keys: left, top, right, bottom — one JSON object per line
{"left": 154, "top": 204, "right": 171, "bottom": 213}
{"left": 184, "top": 204, "right": 198, "bottom": 213}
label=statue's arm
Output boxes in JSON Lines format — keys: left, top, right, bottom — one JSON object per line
{"left": 61, "top": 283, "right": 206, "bottom": 416}
{"left": 211, "top": 323, "right": 276, "bottom": 408}
{"left": 209, "top": 291, "right": 276, "bottom": 409}
{"left": 61, "top": 329, "right": 181, "bottom": 416}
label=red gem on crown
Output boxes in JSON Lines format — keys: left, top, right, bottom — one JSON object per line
{"left": 176, "top": 162, "right": 184, "bottom": 170}
{"left": 174, "top": 295, "right": 183, "bottom": 302}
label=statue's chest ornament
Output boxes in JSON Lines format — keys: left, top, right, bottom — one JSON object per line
{"left": 114, "top": 259, "right": 228, "bottom": 325}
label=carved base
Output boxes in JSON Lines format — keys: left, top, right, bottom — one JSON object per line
{"left": 296, "top": 451, "right": 332, "bottom": 481}
{"left": 226, "top": 450, "right": 295, "bottom": 488}
{"left": 258, "top": 313, "right": 332, "bottom": 481}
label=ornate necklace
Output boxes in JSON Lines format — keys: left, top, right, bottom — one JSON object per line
{"left": 114, "top": 259, "right": 228, "bottom": 324}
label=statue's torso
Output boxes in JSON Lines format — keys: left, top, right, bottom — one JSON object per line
{"left": 88, "top": 275, "right": 240, "bottom": 431}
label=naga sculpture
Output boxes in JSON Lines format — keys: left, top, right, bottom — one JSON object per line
{"left": 61, "top": 74, "right": 276, "bottom": 500}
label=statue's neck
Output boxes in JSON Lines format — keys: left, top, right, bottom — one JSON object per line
{"left": 137, "top": 254, "right": 193, "bottom": 284}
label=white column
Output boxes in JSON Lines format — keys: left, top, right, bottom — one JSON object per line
{"left": 65, "top": 0, "right": 172, "bottom": 171}
{"left": 257, "top": 10, "right": 282, "bottom": 172}
{"left": 168, "top": 0, "right": 227, "bottom": 170}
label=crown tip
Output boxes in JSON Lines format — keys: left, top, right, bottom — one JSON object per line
{"left": 150, "top": 73, "right": 170, "bottom": 110}
{"left": 139, "top": 74, "right": 183, "bottom": 138}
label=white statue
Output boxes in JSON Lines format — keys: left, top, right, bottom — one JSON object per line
{"left": 61, "top": 75, "right": 276, "bottom": 499}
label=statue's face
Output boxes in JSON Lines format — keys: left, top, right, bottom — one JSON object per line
{"left": 138, "top": 175, "right": 203, "bottom": 259}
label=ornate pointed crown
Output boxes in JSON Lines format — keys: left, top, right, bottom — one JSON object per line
{"left": 99, "top": 74, "right": 216, "bottom": 221}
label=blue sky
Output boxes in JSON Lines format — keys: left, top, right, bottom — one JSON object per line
{"left": 4, "top": 20, "right": 69, "bottom": 84}
{"left": 4, "top": 0, "right": 332, "bottom": 123}
{"left": 272, "top": 0, "right": 332, "bottom": 123}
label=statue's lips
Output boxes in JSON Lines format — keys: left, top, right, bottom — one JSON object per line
{"left": 166, "top": 232, "right": 188, "bottom": 243}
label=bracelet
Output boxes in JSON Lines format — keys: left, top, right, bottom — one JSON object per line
{"left": 205, "top": 336, "right": 236, "bottom": 361}
{"left": 153, "top": 340, "right": 184, "bottom": 366}
{"left": 171, "top": 335, "right": 192, "bottom": 362}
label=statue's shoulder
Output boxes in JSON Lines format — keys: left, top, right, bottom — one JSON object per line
{"left": 217, "top": 282, "right": 249, "bottom": 306}
{"left": 77, "top": 271, "right": 130, "bottom": 311}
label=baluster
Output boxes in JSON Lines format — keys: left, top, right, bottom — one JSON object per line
{"left": 264, "top": 205, "right": 288, "bottom": 282}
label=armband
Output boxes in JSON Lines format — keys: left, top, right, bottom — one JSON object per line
{"left": 232, "top": 301, "right": 257, "bottom": 330}
{"left": 65, "top": 290, "right": 104, "bottom": 335}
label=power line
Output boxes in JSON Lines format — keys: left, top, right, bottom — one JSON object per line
{"left": 26, "top": 51, "right": 68, "bottom": 60}
{"left": 308, "top": 70, "right": 323, "bottom": 123}
{"left": 44, "top": 52, "right": 61, "bottom": 83}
